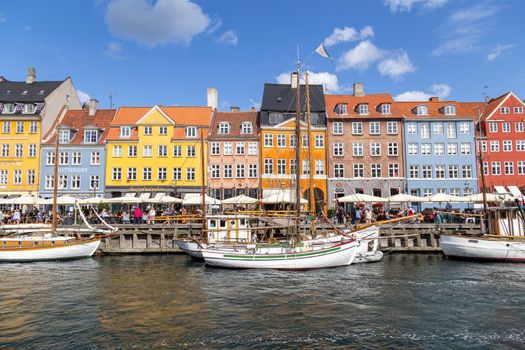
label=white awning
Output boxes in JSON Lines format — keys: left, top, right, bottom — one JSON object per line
{"left": 507, "top": 186, "right": 523, "bottom": 198}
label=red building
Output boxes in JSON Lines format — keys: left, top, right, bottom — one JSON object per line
{"left": 478, "top": 92, "right": 525, "bottom": 192}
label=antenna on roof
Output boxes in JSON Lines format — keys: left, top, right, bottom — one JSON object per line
{"left": 108, "top": 92, "right": 117, "bottom": 109}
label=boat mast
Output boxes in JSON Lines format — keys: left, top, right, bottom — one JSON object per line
{"left": 476, "top": 105, "right": 489, "bottom": 233}
{"left": 294, "top": 63, "right": 302, "bottom": 237}
{"left": 305, "top": 71, "right": 316, "bottom": 236}
{"left": 200, "top": 127, "right": 207, "bottom": 236}
{"left": 52, "top": 127, "right": 60, "bottom": 234}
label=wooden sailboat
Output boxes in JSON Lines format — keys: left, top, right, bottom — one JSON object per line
{"left": 0, "top": 127, "right": 104, "bottom": 262}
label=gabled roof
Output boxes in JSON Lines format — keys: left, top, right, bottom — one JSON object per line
{"left": 0, "top": 79, "right": 64, "bottom": 103}
{"left": 261, "top": 83, "right": 325, "bottom": 112}
{"left": 209, "top": 111, "right": 259, "bottom": 138}
{"left": 110, "top": 106, "right": 212, "bottom": 126}
{"left": 325, "top": 93, "right": 403, "bottom": 118}
{"left": 479, "top": 92, "right": 525, "bottom": 121}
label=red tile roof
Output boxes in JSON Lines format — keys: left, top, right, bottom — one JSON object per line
{"left": 209, "top": 111, "right": 259, "bottom": 139}
{"left": 325, "top": 93, "right": 403, "bottom": 118}
{"left": 396, "top": 100, "right": 477, "bottom": 119}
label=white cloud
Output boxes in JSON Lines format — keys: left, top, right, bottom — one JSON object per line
{"left": 395, "top": 83, "right": 452, "bottom": 101}
{"left": 105, "top": 0, "right": 210, "bottom": 47}
{"left": 104, "top": 42, "right": 125, "bottom": 60}
{"left": 323, "top": 25, "right": 374, "bottom": 47}
{"left": 276, "top": 71, "right": 342, "bottom": 94}
{"left": 217, "top": 30, "right": 238, "bottom": 46}
{"left": 377, "top": 50, "right": 416, "bottom": 79}
{"left": 206, "top": 18, "right": 223, "bottom": 35}
{"left": 383, "top": 0, "right": 447, "bottom": 12}
{"left": 77, "top": 90, "right": 92, "bottom": 105}
{"left": 487, "top": 44, "right": 515, "bottom": 61}
{"left": 336, "top": 40, "right": 386, "bottom": 71}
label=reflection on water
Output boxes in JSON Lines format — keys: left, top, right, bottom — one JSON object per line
{"left": 0, "top": 254, "right": 524, "bottom": 349}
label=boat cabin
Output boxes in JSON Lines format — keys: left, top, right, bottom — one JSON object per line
{"left": 206, "top": 215, "right": 252, "bottom": 244}
{"left": 487, "top": 208, "right": 525, "bottom": 236}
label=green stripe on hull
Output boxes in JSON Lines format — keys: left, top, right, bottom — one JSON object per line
{"left": 223, "top": 246, "right": 342, "bottom": 259}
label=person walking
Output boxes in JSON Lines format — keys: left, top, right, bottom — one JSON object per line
{"left": 133, "top": 206, "right": 142, "bottom": 224}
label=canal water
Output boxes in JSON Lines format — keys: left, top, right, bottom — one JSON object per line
{"left": 1, "top": 254, "right": 524, "bottom": 349}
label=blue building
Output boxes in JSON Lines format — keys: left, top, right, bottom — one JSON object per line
{"left": 400, "top": 98, "right": 478, "bottom": 209}
{"left": 39, "top": 100, "right": 115, "bottom": 198}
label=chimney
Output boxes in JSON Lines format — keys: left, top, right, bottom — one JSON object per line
{"left": 207, "top": 88, "right": 218, "bottom": 110}
{"left": 429, "top": 96, "right": 439, "bottom": 102}
{"left": 88, "top": 99, "right": 99, "bottom": 116}
{"left": 26, "top": 67, "right": 36, "bottom": 84}
{"left": 230, "top": 106, "right": 240, "bottom": 112}
{"left": 353, "top": 82, "right": 364, "bottom": 97}
{"left": 291, "top": 72, "right": 299, "bottom": 89}
{"left": 250, "top": 106, "right": 256, "bottom": 112}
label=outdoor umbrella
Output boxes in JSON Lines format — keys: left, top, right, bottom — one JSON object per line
{"left": 336, "top": 193, "right": 387, "bottom": 203}
{"left": 183, "top": 194, "right": 221, "bottom": 205}
{"left": 387, "top": 193, "right": 425, "bottom": 203}
{"left": 221, "top": 194, "right": 258, "bottom": 205}
{"left": 41, "top": 195, "right": 79, "bottom": 205}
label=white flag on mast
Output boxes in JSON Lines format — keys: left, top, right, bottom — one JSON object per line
{"left": 315, "top": 43, "right": 332, "bottom": 61}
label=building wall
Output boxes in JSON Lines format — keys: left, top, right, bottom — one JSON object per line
{"left": 41, "top": 78, "right": 80, "bottom": 137}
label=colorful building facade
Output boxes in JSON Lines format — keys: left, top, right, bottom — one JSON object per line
{"left": 208, "top": 110, "right": 260, "bottom": 200}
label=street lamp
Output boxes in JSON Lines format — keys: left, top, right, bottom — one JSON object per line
{"left": 91, "top": 179, "right": 98, "bottom": 197}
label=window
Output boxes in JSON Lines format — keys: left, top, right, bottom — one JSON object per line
{"left": 264, "top": 159, "right": 273, "bottom": 174}
{"left": 448, "top": 165, "right": 458, "bottom": 179}
{"left": 277, "top": 159, "right": 286, "bottom": 175}
{"left": 315, "top": 160, "right": 325, "bottom": 175}
{"left": 58, "top": 175, "right": 67, "bottom": 189}
{"left": 504, "top": 161, "right": 514, "bottom": 175}
{"left": 352, "top": 142, "right": 363, "bottom": 156}
{"left": 333, "top": 122, "right": 343, "bottom": 135}
{"left": 0, "top": 170, "right": 7, "bottom": 185}
{"left": 120, "top": 126, "right": 131, "bottom": 138}
{"left": 84, "top": 130, "right": 98, "bottom": 143}
{"left": 481, "top": 140, "right": 487, "bottom": 152}
{"left": 72, "top": 152, "right": 81, "bottom": 165}
{"left": 186, "top": 168, "right": 195, "bottom": 181}
{"left": 409, "top": 165, "right": 419, "bottom": 179}
{"left": 143, "top": 145, "right": 152, "bottom": 157}
{"left": 462, "top": 165, "right": 472, "bottom": 178}
{"left": 128, "top": 145, "right": 137, "bottom": 157}
{"left": 358, "top": 104, "right": 369, "bottom": 115}
{"left": 28, "top": 144, "right": 36, "bottom": 158}
{"left": 407, "top": 122, "right": 417, "bottom": 134}
{"left": 423, "top": 188, "right": 433, "bottom": 197}
{"left": 301, "top": 134, "right": 309, "bottom": 148}
{"left": 422, "top": 165, "right": 432, "bottom": 179}
{"left": 517, "top": 140, "right": 525, "bottom": 151}
{"left": 434, "top": 143, "right": 444, "bottom": 155}
{"left": 113, "top": 145, "right": 122, "bottom": 158}
{"left": 516, "top": 122, "right": 524, "bottom": 132}
{"left": 2, "top": 122, "right": 10, "bottom": 133}
{"left": 91, "top": 152, "right": 100, "bottom": 165}
{"left": 143, "top": 168, "right": 152, "bottom": 180}
{"left": 370, "top": 142, "right": 381, "bottom": 156}
{"left": 59, "top": 152, "right": 69, "bottom": 165}
{"left": 27, "top": 121, "right": 37, "bottom": 134}
{"left": 173, "top": 168, "right": 182, "bottom": 181}
{"left": 514, "top": 107, "right": 524, "bottom": 114}
{"left": 461, "top": 143, "right": 471, "bottom": 155}
{"left": 159, "top": 145, "right": 168, "bottom": 157}
{"left": 186, "top": 145, "right": 195, "bottom": 157}
{"left": 71, "top": 175, "right": 81, "bottom": 189}
{"left": 388, "top": 163, "right": 399, "bottom": 177}
{"left": 387, "top": 121, "right": 398, "bottom": 134}
{"left": 381, "top": 104, "right": 391, "bottom": 114}
{"left": 3, "top": 103, "right": 15, "bottom": 114}
{"left": 241, "top": 122, "right": 253, "bottom": 134}
{"left": 501, "top": 107, "right": 510, "bottom": 114}
{"left": 1, "top": 144, "right": 9, "bottom": 157}
{"left": 302, "top": 160, "right": 310, "bottom": 175}
{"left": 420, "top": 143, "right": 431, "bottom": 156}
{"left": 45, "top": 175, "right": 54, "bottom": 189}
{"left": 57, "top": 129, "right": 69, "bottom": 144}
{"left": 315, "top": 135, "right": 324, "bottom": 148}
{"left": 248, "top": 142, "right": 257, "bottom": 155}
{"left": 490, "top": 141, "right": 499, "bottom": 152}
{"left": 158, "top": 167, "right": 167, "bottom": 180}
{"left": 144, "top": 126, "right": 152, "bottom": 135}
{"left": 353, "top": 164, "right": 364, "bottom": 178}
{"left": 112, "top": 168, "right": 122, "bottom": 181}
{"left": 235, "top": 142, "right": 245, "bottom": 155}
{"left": 370, "top": 122, "right": 380, "bottom": 135}
{"left": 371, "top": 164, "right": 381, "bottom": 178}
{"left": 218, "top": 122, "right": 230, "bottom": 134}
{"left": 435, "top": 165, "right": 445, "bottom": 179}
{"left": 22, "top": 103, "right": 33, "bottom": 114}
{"left": 89, "top": 175, "right": 100, "bottom": 189}
{"left": 483, "top": 162, "right": 488, "bottom": 175}
{"left": 236, "top": 164, "right": 245, "bottom": 178}
{"left": 352, "top": 122, "right": 363, "bottom": 135}
{"left": 503, "top": 140, "right": 512, "bottom": 152}
{"left": 186, "top": 127, "right": 197, "bottom": 138}
{"left": 15, "top": 144, "right": 23, "bottom": 158}
{"left": 27, "top": 170, "right": 35, "bottom": 185}
{"left": 334, "top": 164, "right": 344, "bottom": 178}
{"left": 173, "top": 145, "right": 182, "bottom": 157}
{"left": 224, "top": 164, "right": 233, "bottom": 178}
{"left": 450, "top": 188, "right": 460, "bottom": 196}
{"left": 264, "top": 134, "right": 273, "bottom": 147}
{"left": 248, "top": 164, "right": 258, "bottom": 178}
{"left": 210, "top": 164, "right": 220, "bottom": 178}
{"left": 433, "top": 122, "right": 443, "bottom": 135}
{"left": 416, "top": 105, "right": 428, "bottom": 116}
{"left": 159, "top": 126, "right": 168, "bottom": 136}
{"left": 333, "top": 142, "right": 344, "bottom": 156}
{"left": 277, "top": 134, "right": 286, "bottom": 148}
{"left": 408, "top": 143, "right": 418, "bottom": 155}
{"left": 502, "top": 122, "right": 511, "bottom": 133}
{"left": 446, "top": 123, "right": 456, "bottom": 138}
{"left": 489, "top": 123, "right": 498, "bottom": 133}
{"left": 127, "top": 168, "right": 137, "bottom": 181}
{"left": 420, "top": 123, "right": 430, "bottom": 139}
{"left": 388, "top": 142, "right": 398, "bottom": 156}
{"left": 223, "top": 142, "right": 233, "bottom": 155}
{"left": 13, "top": 170, "right": 22, "bottom": 185}
{"left": 518, "top": 161, "right": 525, "bottom": 175}
{"left": 459, "top": 122, "right": 470, "bottom": 134}
{"left": 447, "top": 143, "right": 457, "bottom": 155}
{"left": 335, "top": 103, "right": 348, "bottom": 115}
{"left": 289, "top": 134, "right": 296, "bottom": 148}
{"left": 210, "top": 142, "right": 220, "bottom": 156}
{"left": 290, "top": 159, "right": 296, "bottom": 175}
{"left": 444, "top": 105, "right": 456, "bottom": 115}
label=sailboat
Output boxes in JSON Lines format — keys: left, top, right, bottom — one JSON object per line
{"left": 0, "top": 127, "right": 107, "bottom": 262}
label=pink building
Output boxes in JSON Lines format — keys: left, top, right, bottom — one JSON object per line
{"left": 208, "top": 110, "right": 260, "bottom": 200}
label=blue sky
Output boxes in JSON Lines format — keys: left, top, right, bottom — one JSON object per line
{"left": 0, "top": 0, "right": 523, "bottom": 110}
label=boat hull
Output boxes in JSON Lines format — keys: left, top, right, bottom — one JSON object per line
{"left": 317, "top": 226, "right": 382, "bottom": 264}
{"left": 174, "top": 239, "right": 205, "bottom": 259}
{"left": 440, "top": 234, "right": 525, "bottom": 262}
{"left": 0, "top": 238, "right": 101, "bottom": 262}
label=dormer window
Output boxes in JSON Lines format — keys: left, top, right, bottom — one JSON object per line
{"left": 415, "top": 105, "right": 428, "bottom": 116}
{"left": 241, "top": 122, "right": 253, "bottom": 134}
{"left": 380, "top": 103, "right": 391, "bottom": 115}
{"left": 334, "top": 103, "right": 348, "bottom": 115}
{"left": 2, "top": 103, "right": 15, "bottom": 114}
{"left": 357, "top": 104, "right": 369, "bottom": 115}
{"left": 84, "top": 130, "right": 98, "bottom": 144}
{"left": 59, "top": 129, "right": 71, "bottom": 144}
{"left": 23, "top": 104, "right": 35, "bottom": 114}
{"left": 218, "top": 122, "right": 230, "bottom": 134}
{"left": 120, "top": 126, "right": 131, "bottom": 138}
{"left": 444, "top": 105, "right": 456, "bottom": 115}
{"left": 186, "top": 126, "right": 197, "bottom": 138}
{"left": 21, "top": 90, "right": 28, "bottom": 95}
{"left": 37, "top": 90, "right": 45, "bottom": 95}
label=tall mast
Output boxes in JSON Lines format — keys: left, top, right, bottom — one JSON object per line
{"left": 476, "top": 106, "right": 489, "bottom": 232}
{"left": 305, "top": 71, "right": 315, "bottom": 217}
{"left": 200, "top": 127, "right": 207, "bottom": 234}
{"left": 52, "top": 127, "right": 59, "bottom": 234}
{"left": 294, "top": 65, "right": 302, "bottom": 235}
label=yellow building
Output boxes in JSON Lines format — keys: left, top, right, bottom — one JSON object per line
{"left": 105, "top": 105, "right": 212, "bottom": 198}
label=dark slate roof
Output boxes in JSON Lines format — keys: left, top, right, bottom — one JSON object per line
{"left": 0, "top": 79, "right": 64, "bottom": 103}
{"left": 261, "top": 83, "right": 326, "bottom": 112}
